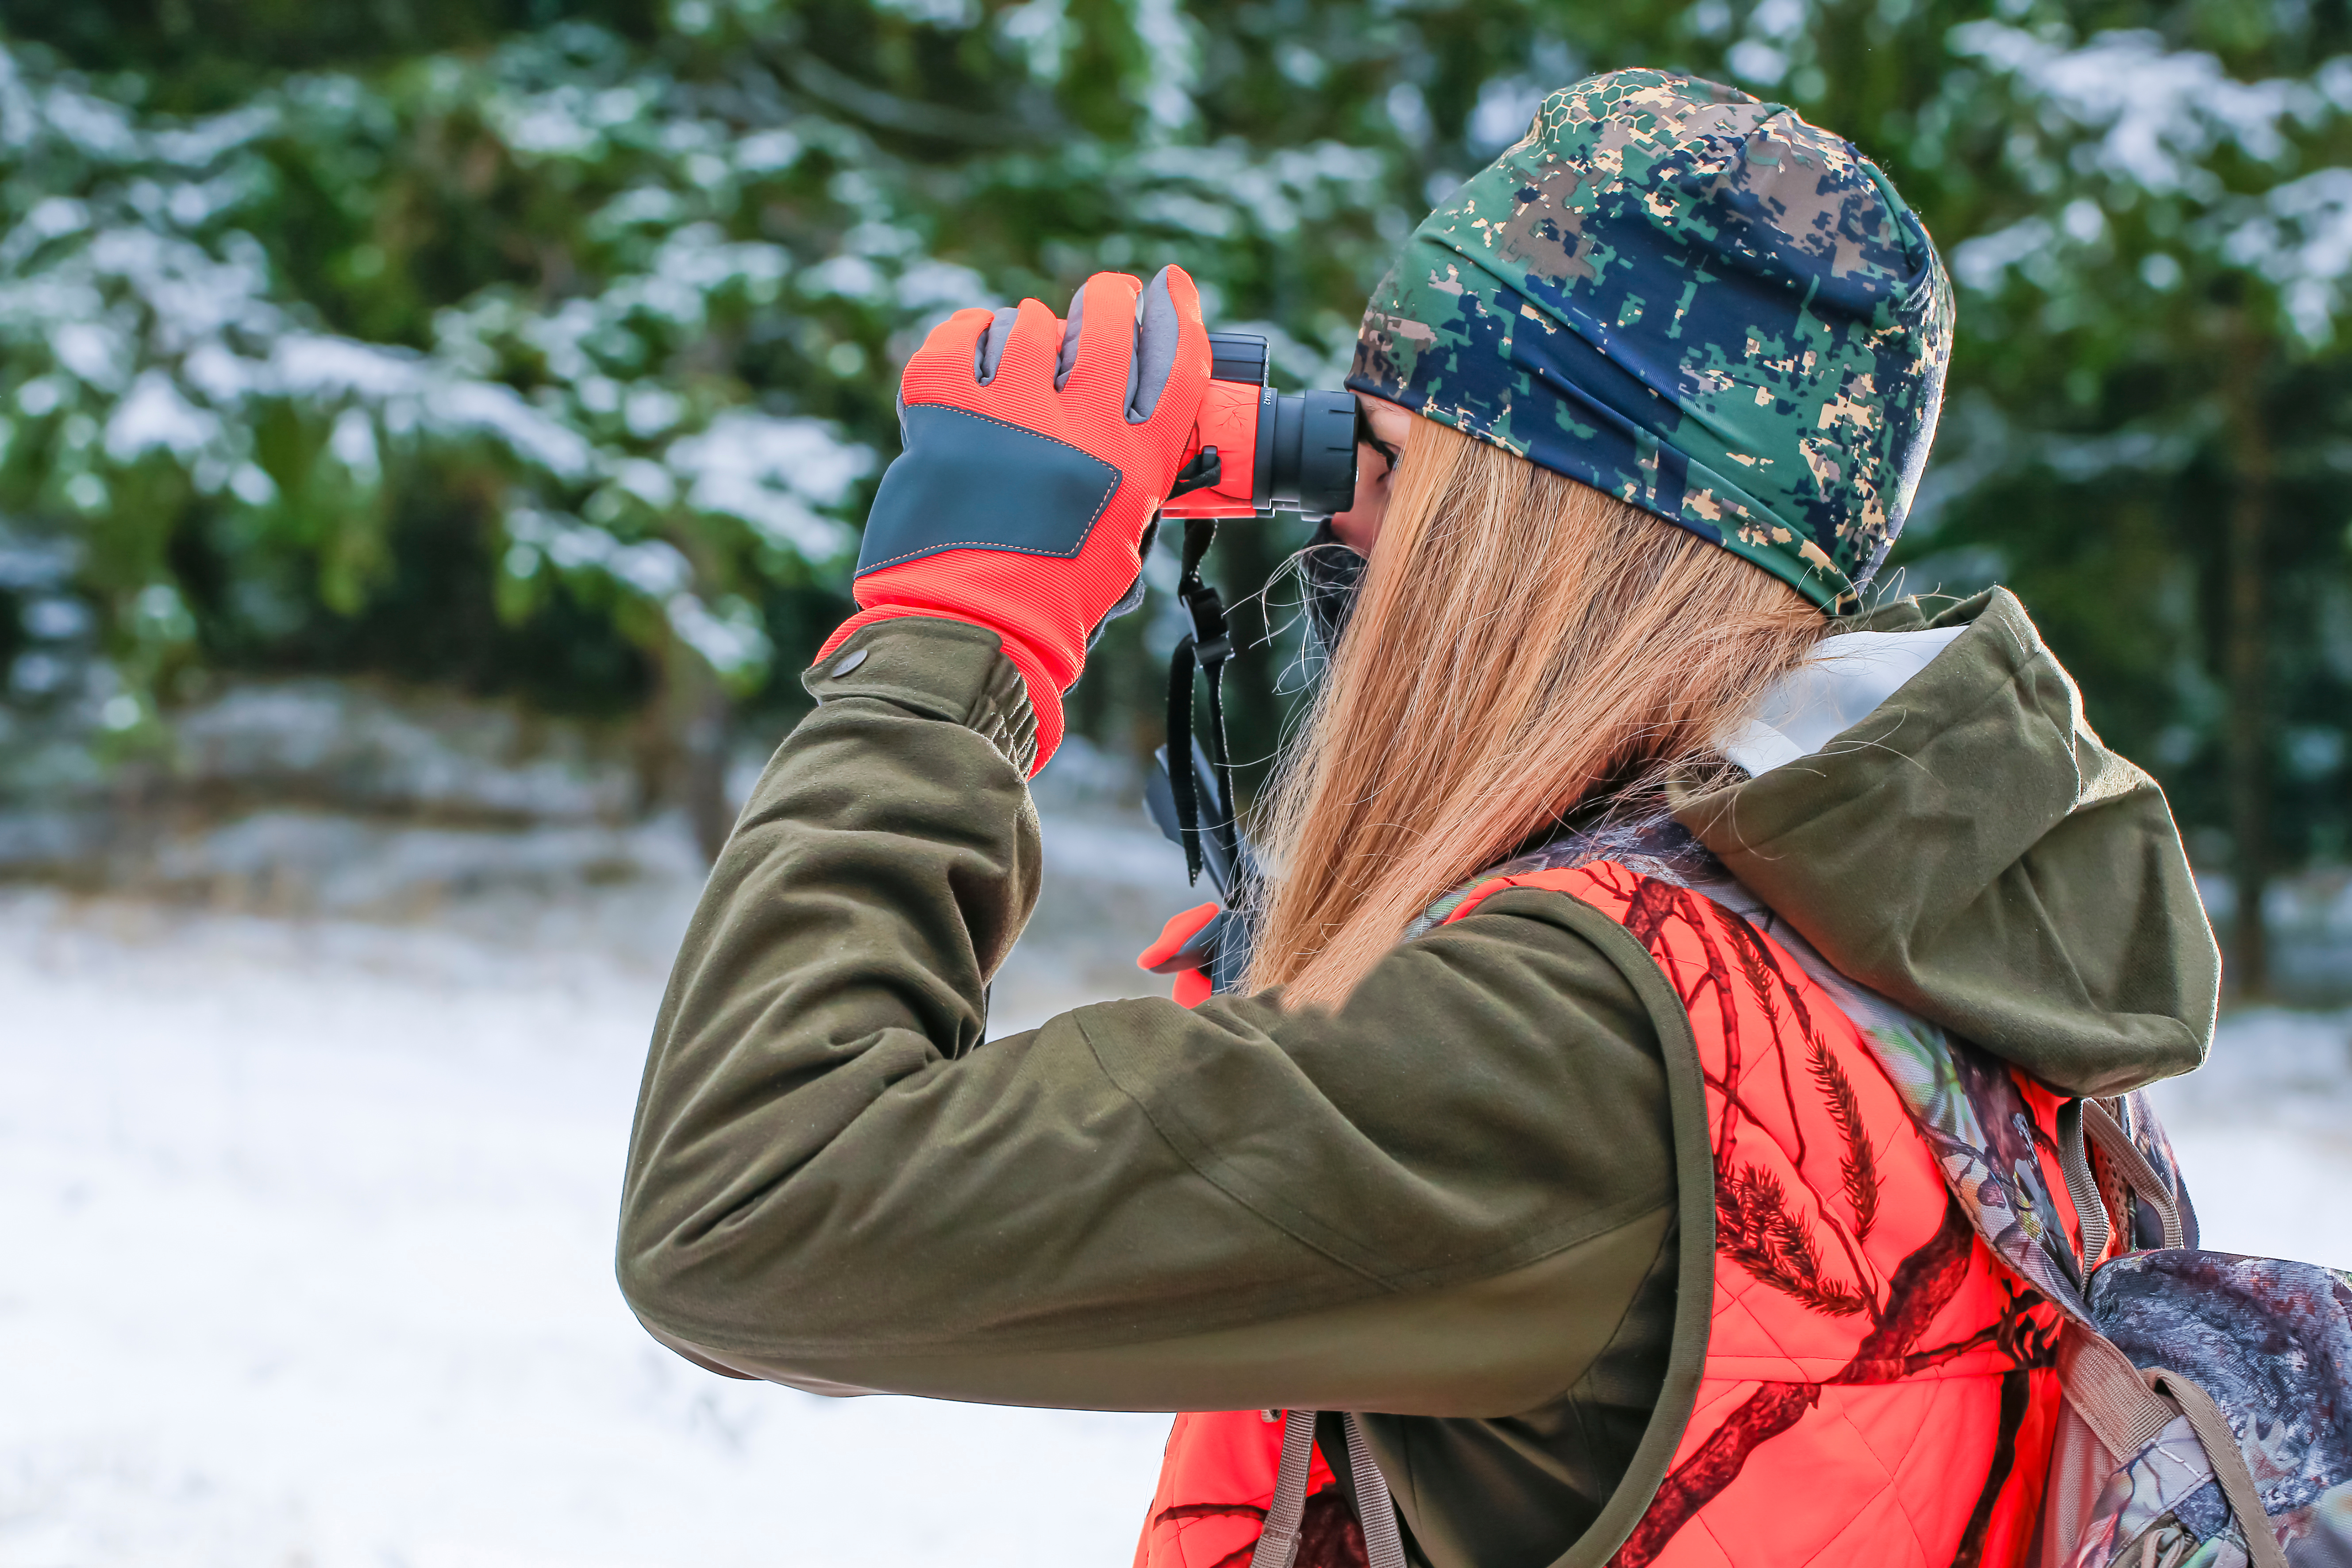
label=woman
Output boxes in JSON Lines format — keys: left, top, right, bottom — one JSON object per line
{"left": 616, "top": 72, "right": 2217, "bottom": 1568}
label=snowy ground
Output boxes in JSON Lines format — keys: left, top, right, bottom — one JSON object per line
{"left": 0, "top": 797, "right": 1200, "bottom": 1568}
{"left": 2141, "top": 1007, "right": 2352, "bottom": 1264}
{"left": 4, "top": 801, "right": 2349, "bottom": 1568}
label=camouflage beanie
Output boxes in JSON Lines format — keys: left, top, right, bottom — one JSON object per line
{"left": 1347, "top": 70, "right": 1953, "bottom": 613}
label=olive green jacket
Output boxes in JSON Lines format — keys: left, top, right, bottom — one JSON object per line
{"left": 617, "top": 587, "right": 2217, "bottom": 1568}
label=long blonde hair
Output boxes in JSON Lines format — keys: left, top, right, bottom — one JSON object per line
{"left": 1247, "top": 418, "right": 1826, "bottom": 1006}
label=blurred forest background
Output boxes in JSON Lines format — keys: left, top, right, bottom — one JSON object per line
{"left": 12, "top": 12, "right": 2352, "bottom": 1563}
{"left": 3, "top": 0, "right": 2351, "bottom": 993}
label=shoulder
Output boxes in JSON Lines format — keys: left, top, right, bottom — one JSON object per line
{"left": 1361, "top": 878, "right": 1674, "bottom": 1076}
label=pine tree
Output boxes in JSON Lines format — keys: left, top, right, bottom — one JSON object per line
{"left": 4, "top": 1, "right": 2349, "bottom": 990}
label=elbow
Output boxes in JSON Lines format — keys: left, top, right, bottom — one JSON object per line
{"left": 617, "top": 1200, "right": 774, "bottom": 1382}
{"left": 613, "top": 1164, "right": 828, "bottom": 1368}
{"left": 614, "top": 1181, "right": 697, "bottom": 1344}
{"left": 621, "top": 1202, "right": 883, "bottom": 1394}
{"left": 616, "top": 1206, "right": 756, "bottom": 1379}
{"left": 613, "top": 1154, "right": 761, "bottom": 1354}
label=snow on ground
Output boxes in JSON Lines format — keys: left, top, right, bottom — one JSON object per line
{"left": 2142, "top": 1008, "right": 2352, "bottom": 1265}
{"left": 3, "top": 797, "right": 2348, "bottom": 1568}
{"left": 0, "top": 801, "right": 1198, "bottom": 1568}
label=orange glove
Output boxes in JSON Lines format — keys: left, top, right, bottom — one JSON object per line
{"left": 1138, "top": 900, "right": 1221, "bottom": 1009}
{"left": 817, "top": 266, "right": 1211, "bottom": 772}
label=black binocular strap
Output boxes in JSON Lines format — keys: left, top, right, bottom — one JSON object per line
{"left": 1166, "top": 517, "right": 1239, "bottom": 890}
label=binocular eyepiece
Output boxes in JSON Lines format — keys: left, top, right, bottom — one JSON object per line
{"left": 1163, "top": 334, "right": 1358, "bottom": 521}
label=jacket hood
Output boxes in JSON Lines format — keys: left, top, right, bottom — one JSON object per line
{"left": 1671, "top": 586, "right": 2220, "bottom": 1097}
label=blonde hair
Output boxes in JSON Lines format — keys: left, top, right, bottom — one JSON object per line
{"left": 1247, "top": 418, "right": 1826, "bottom": 1006}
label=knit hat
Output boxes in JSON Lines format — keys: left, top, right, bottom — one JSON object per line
{"left": 1347, "top": 69, "right": 1953, "bottom": 613}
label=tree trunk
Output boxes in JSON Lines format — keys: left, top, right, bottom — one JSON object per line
{"left": 680, "top": 672, "right": 735, "bottom": 865}
{"left": 633, "top": 634, "right": 737, "bottom": 865}
{"left": 2221, "top": 320, "right": 2273, "bottom": 998}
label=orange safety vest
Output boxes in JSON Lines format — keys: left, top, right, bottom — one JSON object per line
{"left": 1133, "top": 862, "right": 2079, "bottom": 1568}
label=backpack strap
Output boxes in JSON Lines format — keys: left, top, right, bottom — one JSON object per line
{"left": 2054, "top": 1328, "right": 2290, "bottom": 1566}
{"left": 2055, "top": 1101, "right": 2283, "bottom": 1566}
{"left": 2057, "top": 1097, "right": 2186, "bottom": 1263}
{"left": 2142, "top": 1368, "right": 2290, "bottom": 1568}
{"left": 1247, "top": 1409, "right": 1320, "bottom": 1568}
{"left": 2053, "top": 1321, "right": 2176, "bottom": 1460}
{"left": 1249, "top": 1410, "right": 1408, "bottom": 1568}
{"left": 1340, "top": 1412, "right": 1409, "bottom": 1568}
{"left": 2054, "top": 1100, "right": 2116, "bottom": 1274}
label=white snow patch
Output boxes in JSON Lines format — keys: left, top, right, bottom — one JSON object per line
{"left": 269, "top": 334, "right": 431, "bottom": 401}
{"left": 2225, "top": 167, "right": 2352, "bottom": 345}
{"left": 663, "top": 593, "right": 772, "bottom": 681}
{"left": 506, "top": 510, "right": 693, "bottom": 600}
{"left": 1952, "top": 23, "right": 2314, "bottom": 195}
{"left": 327, "top": 405, "right": 381, "bottom": 482}
{"left": 104, "top": 370, "right": 219, "bottom": 461}
{"left": 1952, "top": 217, "right": 2057, "bottom": 295}
{"left": 0, "top": 885, "right": 1174, "bottom": 1568}
{"left": 50, "top": 320, "right": 129, "bottom": 390}
{"left": 894, "top": 257, "right": 991, "bottom": 313}
{"left": 2144, "top": 1007, "right": 2352, "bottom": 1265}
{"left": 255, "top": 339, "right": 593, "bottom": 480}
{"left": 799, "top": 254, "right": 885, "bottom": 301}
{"left": 666, "top": 411, "right": 870, "bottom": 558}
{"left": 438, "top": 381, "right": 596, "bottom": 480}
{"left": 732, "top": 129, "right": 801, "bottom": 174}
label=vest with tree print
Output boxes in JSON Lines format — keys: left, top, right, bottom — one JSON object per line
{"left": 1134, "top": 855, "right": 2092, "bottom": 1568}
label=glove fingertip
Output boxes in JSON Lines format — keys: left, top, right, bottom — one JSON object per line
{"left": 1136, "top": 899, "right": 1221, "bottom": 970}
{"left": 1060, "top": 271, "right": 1146, "bottom": 393}
{"left": 1164, "top": 268, "right": 1211, "bottom": 378}
{"left": 913, "top": 306, "right": 996, "bottom": 377}
{"left": 974, "top": 304, "right": 1024, "bottom": 385}
{"left": 1128, "top": 266, "right": 1199, "bottom": 424}
{"left": 1157, "top": 262, "right": 1201, "bottom": 311}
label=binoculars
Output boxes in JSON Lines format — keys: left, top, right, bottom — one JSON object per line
{"left": 1163, "top": 333, "right": 1358, "bottom": 521}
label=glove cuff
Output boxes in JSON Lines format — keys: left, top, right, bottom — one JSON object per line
{"left": 812, "top": 609, "right": 1062, "bottom": 775}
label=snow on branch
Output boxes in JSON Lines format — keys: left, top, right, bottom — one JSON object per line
{"left": 1952, "top": 23, "right": 2337, "bottom": 197}
{"left": 0, "top": 35, "right": 880, "bottom": 719}
{"left": 2225, "top": 169, "right": 2352, "bottom": 346}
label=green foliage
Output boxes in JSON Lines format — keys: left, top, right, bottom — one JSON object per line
{"left": 4, "top": 0, "right": 2351, "bottom": 945}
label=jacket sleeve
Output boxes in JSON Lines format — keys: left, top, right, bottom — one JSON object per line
{"left": 616, "top": 616, "right": 1678, "bottom": 1417}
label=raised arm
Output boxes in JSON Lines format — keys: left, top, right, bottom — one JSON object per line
{"left": 616, "top": 614, "right": 1684, "bottom": 1415}
{"left": 616, "top": 266, "right": 1684, "bottom": 1417}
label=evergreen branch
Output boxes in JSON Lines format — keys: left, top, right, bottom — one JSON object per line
{"left": 1724, "top": 914, "right": 1811, "bottom": 1176}
{"left": 1716, "top": 1163, "right": 1871, "bottom": 1318}
{"left": 1807, "top": 1037, "right": 1881, "bottom": 1241}
{"left": 770, "top": 49, "right": 1044, "bottom": 145}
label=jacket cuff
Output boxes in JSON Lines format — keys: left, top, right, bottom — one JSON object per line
{"left": 802, "top": 617, "right": 1040, "bottom": 775}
